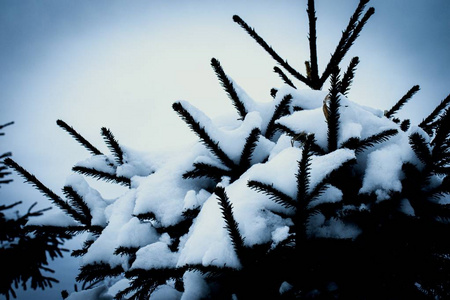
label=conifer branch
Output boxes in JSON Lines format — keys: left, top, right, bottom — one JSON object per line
{"left": 385, "top": 85, "right": 420, "bottom": 118}
{"left": 62, "top": 186, "right": 92, "bottom": 226}
{"left": 173, "top": 101, "right": 236, "bottom": 169}
{"left": 400, "top": 119, "right": 411, "bottom": 132}
{"left": 319, "top": 0, "right": 373, "bottom": 87}
{"left": 71, "top": 240, "right": 95, "bottom": 257}
{"left": 215, "top": 186, "right": 245, "bottom": 260}
{"left": 211, "top": 58, "right": 247, "bottom": 119}
{"left": 247, "top": 180, "right": 296, "bottom": 209}
{"left": 270, "top": 88, "right": 278, "bottom": 99}
{"left": 101, "top": 127, "right": 124, "bottom": 165}
{"left": 56, "top": 120, "right": 103, "bottom": 156}
{"left": 239, "top": 128, "right": 261, "bottom": 171}
{"left": 0, "top": 121, "right": 14, "bottom": 131}
{"left": 419, "top": 94, "right": 450, "bottom": 134}
{"left": 297, "top": 134, "right": 314, "bottom": 203}
{"left": 77, "top": 262, "right": 124, "bottom": 283}
{"left": 72, "top": 166, "right": 131, "bottom": 187}
{"left": 232, "top": 15, "right": 311, "bottom": 87}
{"left": 307, "top": 0, "right": 319, "bottom": 84}
{"left": 295, "top": 134, "right": 315, "bottom": 242}
{"left": 0, "top": 152, "right": 12, "bottom": 160}
{"left": 3, "top": 158, "right": 84, "bottom": 222}
{"left": 409, "top": 132, "right": 432, "bottom": 165}
{"left": 342, "top": 129, "right": 398, "bottom": 154}
{"left": 340, "top": 56, "right": 360, "bottom": 95}
{"left": 431, "top": 107, "right": 450, "bottom": 159}
{"left": 327, "top": 68, "right": 341, "bottom": 152}
{"left": 183, "top": 162, "right": 231, "bottom": 181}
{"left": 273, "top": 66, "right": 297, "bottom": 89}
{"left": 266, "top": 94, "right": 293, "bottom": 139}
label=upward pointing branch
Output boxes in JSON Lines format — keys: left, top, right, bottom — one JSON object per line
{"left": 3, "top": 158, "right": 82, "bottom": 222}
{"left": 319, "top": 0, "right": 373, "bottom": 88}
{"left": 233, "top": 15, "right": 311, "bottom": 88}
{"left": 211, "top": 58, "right": 247, "bottom": 119}
{"left": 101, "top": 127, "right": 124, "bottom": 165}
{"left": 57, "top": 120, "right": 103, "bottom": 156}
{"left": 385, "top": 85, "right": 420, "bottom": 118}
{"left": 307, "top": 0, "right": 319, "bottom": 85}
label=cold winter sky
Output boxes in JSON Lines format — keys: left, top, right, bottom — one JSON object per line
{"left": 0, "top": 0, "right": 449, "bottom": 298}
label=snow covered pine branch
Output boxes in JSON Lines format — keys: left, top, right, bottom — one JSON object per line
{"left": 4, "top": 0, "right": 450, "bottom": 299}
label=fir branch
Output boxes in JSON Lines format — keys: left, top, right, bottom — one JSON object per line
{"left": 77, "top": 262, "right": 123, "bottom": 283}
{"left": 114, "top": 246, "right": 139, "bottom": 256}
{"left": 273, "top": 66, "right": 296, "bottom": 89}
{"left": 173, "top": 101, "right": 236, "bottom": 169}
{"left": 56, "top": 120, "right": 103, "bottom": 156}
{"left": 297, "top": 134, "right": 315, "bottom": 203}
{"left": 239, "top": 128, "right": 261, "bottom": 171}
{"left": 3, "top": 158, "right": 83, "bottom": 222}
{"left": 319, "top": 0, "right": 373, "bottom": 87}
{"left": 0, "top": 152, "right": 12, "bottom": 160}
{"left": 275, "top": 124, "right": 325, "bottom": 154}
{"left": 215, "top": 186, "right": 245, "bottom": 260}
{"left": 71, "top": 240, "right": 95, "bottom": 257}
{"left": 72, "top": 166, "right": 131, "bottom": 187}
{"left": 307, "top": 0, "right": 319, "bottom": 84}
{"left": 270, "top": 88, "right": 278, "bottom": 99}
{"left": 385, "top": 85, "right": 420, "bottom": 118}
{"left": 400, "top": 119, "right": 411, "bottom": 132}
{"left": 342, "top": 129, "right": 398, "bottom": 154}
{"left": 409, "top": 132, "right": 432, "bottom": 165}
{"left": 183, "top": 162, "right": 231, "bottom": 181}
{"left": 211, "top": 58, "right": 247, "bottom": 119}
{"left": 305, "top": 61, "right": 312, "bottom": 79}
{"left": 419, "top": 94, "right": 450, "bottom": 134}
{"left": 0, "top": 121, "right": 14, "bottom": 131}
{"left": 295, "top": 134, "right": 315, "bottom": 242}
{"left": 431, "top": 107, "right": 450, "bottom": 150}
{"left": 119, "top": 268, "right": 186, "bottom": 300}
{"left": 232, "top": 15, "right": 311, "bottom": 87}
{"left": 327, "top": 68, "right": 341, "bottom": 152}
{"left": 266, "top": 94, "right": 293, "bottom": 139}
{"left": 340, "top": 56, "right": 360, "bottom": 95}
{"left": 247, "top": 180, "right": 296, "bottom": 209}
{"left": 101, "top": 127, "right": 124, "bottom": 165}
{"left": 62, "top": 186, "right": 92, "bottom": 226}
{"left": 134, "top": 212, "right": 157, "bottom": 222}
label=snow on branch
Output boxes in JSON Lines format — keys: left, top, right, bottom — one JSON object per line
{"left": 101, "top": 127, "right": 124, "bottom": 165}
{"left": 211, "top": 58, "right": 247, "bottom": 119}
{"left": 215, "top": 186, "right": 245, "bottom": 262}
{"left": 72, "top": 166, "right": 131, "bottom": 187}
{"left": 172, "top": 101, "right": 236, "bottom": 169}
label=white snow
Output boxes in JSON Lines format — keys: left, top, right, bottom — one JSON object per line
{"left": 65, "top": 174, "right": 108, "bottom": 226}
{"left": 132, "top": 241, "right": 179, "bottom": 270}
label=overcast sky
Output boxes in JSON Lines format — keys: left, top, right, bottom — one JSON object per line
{"left": 1, "top": 0, "right": 449, "bottom": 298}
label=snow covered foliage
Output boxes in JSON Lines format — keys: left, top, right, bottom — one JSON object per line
{"left": 4, "top": 0, "right": 450, "bottom": 299}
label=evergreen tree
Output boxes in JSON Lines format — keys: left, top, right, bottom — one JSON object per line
{"left": 5, "top": 1, "right": 450, "bottom": 299}
{"left": 1, "top": 122, "right": 71, "bottom": 299}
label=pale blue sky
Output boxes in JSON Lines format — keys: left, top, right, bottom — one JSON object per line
{"left": 0, "top": 0, "right": 449, "bottom": 298}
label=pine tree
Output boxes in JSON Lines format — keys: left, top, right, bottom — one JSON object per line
{"left": 5, "top": 1, "right": 450, "bottom": 299}
{"left": 1, "top": 122, "right": 71, "bottom": 299}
